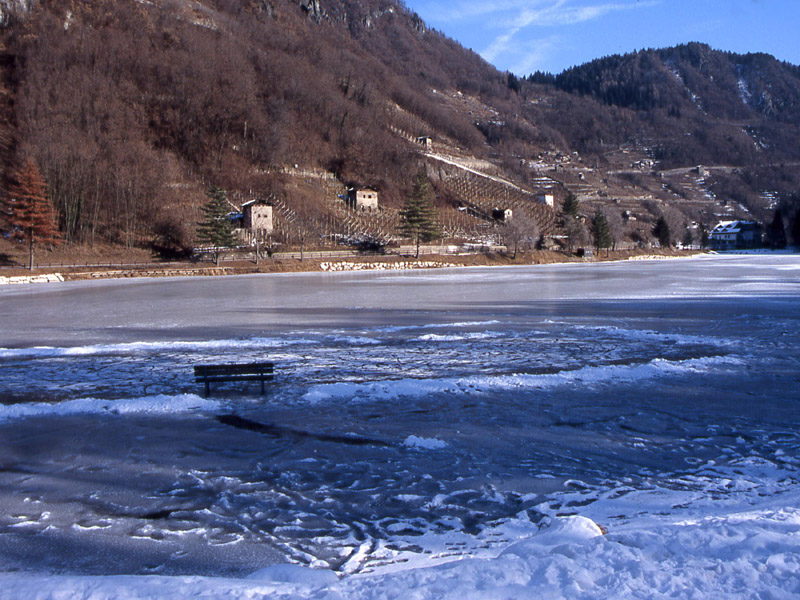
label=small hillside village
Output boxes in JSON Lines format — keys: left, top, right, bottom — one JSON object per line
{"left": 215, "top": 190, "right": 767, "bottom": 264}
{"left": 1, "top": 121, "right": 785, "bottom": 277}
{"left": 173, "top": 77, "right": 791, "bottom": 265}
{"left": 181, "top": 80, "right": 795, "bottom": 265}
{"left": 200, "top": 129, "right": 779, "bottom": 264}
{"left": 0, "top": 1, "right": 797, "bottom": 277}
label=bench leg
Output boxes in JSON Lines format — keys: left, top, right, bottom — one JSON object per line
{"left": 260, "top": 378, "right": 265, "bottom": 395}
{"left": 205, "top": 380, "right": 210, "bottom": 397}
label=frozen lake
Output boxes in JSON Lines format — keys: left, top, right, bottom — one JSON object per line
{"left": 1, "top": 254, "right": 799, "bottom": 597}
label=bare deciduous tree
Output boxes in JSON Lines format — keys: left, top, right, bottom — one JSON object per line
{"left": 501, "top": 210, "right": 539, "bottom": 258}
{"left": 602, "top": 207, "right": 626, "bottom": 250}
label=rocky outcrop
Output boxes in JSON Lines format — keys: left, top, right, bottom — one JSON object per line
{"left": 0, "top": 0, "right": 31, "bottom": 26}
{"left": 300, "top": 0, "right": 324, "bottom": 22}
{"left": 0, "top": 273, "right": 65, "bottom": 285}
{"left": 320, "top": 261, "right": 457, "bottom": 272}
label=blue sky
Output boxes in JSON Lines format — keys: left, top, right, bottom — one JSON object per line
{"left": 402, "top": 0, "right": 800, "bottom": 75}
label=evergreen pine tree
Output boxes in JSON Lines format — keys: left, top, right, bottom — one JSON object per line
{"left": 7, "top": 159, "right": 61, "bottom": 270}
{"left": 700, "top": 223, "right": 710, "bottom": 248}
{"left": 561, "top": 192, "right": 580, "bottom": 219}
{"left": 768, "top": 210, "right": 787, "bottom": 249}
{"left": 683, "top": 226, "right": 695, "bottom": 249}
{"left": 196, "top": 186, "right": 239, "bottom": 266}
{"left": 788, "top": 193, "right": 800, "bottom": 246}
{"left": 653, "top": 215, "right": 671, "bottom": 248}
{"left": 561, "top": 192, "right": 582, "bottom": 253}
{"left": 398, "top": 172, "right": 441, "bottom": 258}
{"left": 592, "top": 209, "right": 612, "bottom": 256}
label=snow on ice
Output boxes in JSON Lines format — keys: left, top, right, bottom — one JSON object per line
{"left": 0, "top": 254, "right": 799, "bottom": 599}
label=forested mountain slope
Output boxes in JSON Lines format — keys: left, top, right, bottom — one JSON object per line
{"left": 0, "top": 0, "right": 798, "bottom": 255}
{"left": 539, "top": 43, "right": 800, "bottom": 166}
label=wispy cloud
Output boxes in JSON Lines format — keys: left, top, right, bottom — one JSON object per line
{"left": 514, "top": 1, "right": 654, "bottom": 28}
{"left": 413, "top": 0, "right": 546, "bottom": 22}
{"left": 480, "top": 0, "right": 658, "bottom": 67}
{"left": 505, "top": 35, "right": 564, "bottom": 75}
{"left": 422, "top": 0, "right": 655, "bottom": 24}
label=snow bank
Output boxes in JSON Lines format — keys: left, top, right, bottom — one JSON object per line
{"left": 0, "top": 273, "right": 64, "bottom": 285}
{"left": 570, "top": 323, "right": 730, "bottom": 347}
{"left": 625, "top": 254, "right": 695, "bottom": 261}
{"left": 403, "top": 435, "right": 448, "bottom": 450}
{"left": 320, "top": 261, "right": 456, "bottom": 272}
{"left": 0, "top": 337, "right": 307, "bottom": 359}
{"left": 376, "top": 320, "right": 500, "bottom": 333}
{"left": 415, "top": 331, "right": 500, "bottom": 342}
{"left": 3, "top": 509, "right": 798, "bottom": 599}
{"left": 0, "top": 394, "right": 220, "bottom": 422}
{"left": 302, "top": 354, "right": 743, "bottom": 403}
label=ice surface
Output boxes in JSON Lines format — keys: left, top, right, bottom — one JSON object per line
{"left": 0, "top": 254, "right": 799, "bottom": 598}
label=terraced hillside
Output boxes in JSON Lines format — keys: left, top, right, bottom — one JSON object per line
{"left": 1, "top": 1, "right": 799, "bottom": 261}
{"left": 428, "top": 154, "right": 559, "bottom": 237}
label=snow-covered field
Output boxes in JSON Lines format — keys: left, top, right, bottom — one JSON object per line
{"left": 0, "top": 254, "right": 799, "bottom": 599}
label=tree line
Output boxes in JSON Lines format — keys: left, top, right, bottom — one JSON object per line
{"left": 0, "top": 0, "right": 505, "bottom": 253}
{"left": 1, "top": 2, "right": 799, "bottom": 259}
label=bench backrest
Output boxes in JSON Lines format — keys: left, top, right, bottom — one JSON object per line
{"left": 194, "top": 363, "right": 274, "bottom": 377}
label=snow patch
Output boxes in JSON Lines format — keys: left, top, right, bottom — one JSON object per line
{"left": 376, "top": 320, "right": 500, "bottom": 333}
{"left": 0, "top": 394, "right": 220, "bottom": 422}
{"left": 301, "top": 355, "right": 743, "bottom": 403}
{"left": 0, "top": 273, "right": 64, "bottom": 286}
{"left": 571, "top": 323, "right": 728, "bottom": 347}
{"left": 503, "top": 515, "right": 604, "bottom": 553}
{"left": 738, "top": 76, "right": 752, "bottom": 104}
{"left": 246, "top": 563, "right": 338, "bottom": 586}
{"left": 403, "top": 435, "right": 448, "bottom": 450}
{"left": 4, "top": 508, "right": 799, "bottom": 599}
{"left": 415, "top": 332, "right": 499, "bottom": 342}
{"left": 0, "top": 337, "right": 311, "bottom": 359}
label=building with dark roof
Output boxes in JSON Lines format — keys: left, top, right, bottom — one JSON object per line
{"left": 709, "top": 220, "right": 761, "bottom": 250}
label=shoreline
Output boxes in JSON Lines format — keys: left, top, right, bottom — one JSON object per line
{"left": 0, "top": 248, "right": 707, "bottom": 285}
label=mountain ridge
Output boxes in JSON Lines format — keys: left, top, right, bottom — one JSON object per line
{"left": 0, "top": 0, "right": 798, "bottom": 258}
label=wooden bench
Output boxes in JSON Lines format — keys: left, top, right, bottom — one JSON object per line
{"left": 194, "top": 362, "right": 274, "bottom": 397}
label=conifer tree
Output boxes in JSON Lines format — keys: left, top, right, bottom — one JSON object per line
{"left": 196, "top": 186, "right": 238, "bottom": 266}
{"left": 561, "top": 192, "right": 580, "bottom": 219}
{"left": 683, "top": 226, "right": 695, "bottom": 249}
{"left": 592, "top": 209, "right": 612, "bottom": 256}
{"left": 561, "top": 192, "right": 583, "bottom": 253}
{"left": 653, "top": 216, "right": 671, "bottom": 248}
{"left": 398, "top": 172, "right": 441, "bottom": 258}
{"left": 7, "top": 159, "right": 61, "bottom": 270}
{"left": 768, "top": 209, "right": 787, "bottom": 249}
{"left": 700, "top": 223, "right": 710, "bottom": 248}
